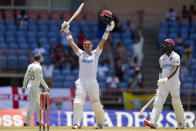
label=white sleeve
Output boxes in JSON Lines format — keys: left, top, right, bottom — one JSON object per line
{"left": 173, "top": 55, "right": 180, "bottom": 66}
{"left": 33, "top": 49, "right": 36, "bottom": 54}
{"left": 42, "top": 48, "right": 46, "bottom": 54}
{"left": 116, "top": 77, "right": 119, "bottom": 84}
{"left": 38, "top": 66, "right": 49, "bottom": 89}
{"left": 76, "top": 49, "right": 83, "bottom": 57}
{"left": 106, "top": 77, "right": 111, "bottom": 83}
{"left": 22, "top": 66, "right": 30, "bottom": 89}
{"left": 159, "top": 57, "right": 163, "bottom": 68}
{"left": 94, "top": 47, "right": 102, "bottom": 57}
{"left": 140, "top": 37, "right": 144, "bottom": 45}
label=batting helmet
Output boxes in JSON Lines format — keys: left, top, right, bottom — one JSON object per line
{"left": 163, "top": 38, "right": 175, "bottom": 47}
{"left": 100, "top": 10, "right": 113, "bottom": 19}
{"left": 99, "top": 10, "right": 113, "bottom": 24}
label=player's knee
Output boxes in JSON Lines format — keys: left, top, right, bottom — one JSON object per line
{"left": 91, "top": 101, "right": 103, "bottom": 111}
{"left": 171, "top": 93, "right": 180, "bottom": 99}
{"left": 172, "top": 97, "right": 183, "bottom": 108}
{"left": 153, "top": 94, "right": 163, "bottom": 107}
{"left": 74, "top": 98, "right": 83, "bottom": 109}
{"left": 90, "top": 96, "right": 99, "bottom": 103}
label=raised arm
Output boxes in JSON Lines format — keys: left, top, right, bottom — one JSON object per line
{"left": 61, "top": 21, "right": 80, "bottom": 54}
{"left": 98, "top": 21, "right": 115, "bottom": 50}
{"left": 138, "top": 30, "right": 143, "bottom": 38}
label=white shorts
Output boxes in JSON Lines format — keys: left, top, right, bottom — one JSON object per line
{"left": 75, "top": 79, "right": 100, "bottom": 104}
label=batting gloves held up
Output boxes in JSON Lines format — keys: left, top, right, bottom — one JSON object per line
{"left": 106, "top": 21, "right": 115, "bottom": 32}
{"left": 157, "top": 77, "right": 168, "bottom": 87}
{"left": 61, "top": 21, "right": 70, "bottom": 33}
{"left": 102, "top": 21, "right": 115, "bottom": 40}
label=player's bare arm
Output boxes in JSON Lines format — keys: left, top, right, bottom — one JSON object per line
{"left": 138, "top": 30, "right": 143, "bottom": 38}
{"left": 66, "top": 32, "right": 79, "bottom": 54}
{"left": 158, "top": 68, "right": 162, "bottom": 78}
{"left": 168, "top": 65, "right": 179, "bottom": 79}
{"left": 98, "top": 21, "right": 115, "bottom": 50}
{"left": 159, "top": 68, "right": 162, "bottom": 73}
{"left": 62, "top": 21, "right": 79, "bottom": 54}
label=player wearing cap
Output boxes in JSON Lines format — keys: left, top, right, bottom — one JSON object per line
{"left": 61, "top": 10, "right": 115, "bottom": 129}
{"left": 144, "top": 39, "right": 185, "bottom": 129}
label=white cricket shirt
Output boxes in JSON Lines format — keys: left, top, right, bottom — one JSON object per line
{"left": 76, "top": 47, "right": 102, "bottom": 81}
{"left": 159, "top": 51, "right": 180, "bottom": 81}
{"left": 22, "top": 62, "right": 49, "bottom": 89}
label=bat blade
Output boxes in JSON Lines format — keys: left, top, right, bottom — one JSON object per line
{"left": 138, "top": 96, "right": 155, "bottom": 118}
{"left": 59, "top": 2, "right": 84, "bottom": 34}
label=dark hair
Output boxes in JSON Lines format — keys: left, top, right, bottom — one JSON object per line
{"left": 169, "top": 8, "right": 173, "bottom": 12}
{"left": 37, "top": 43, "right": 41, "bottom": 47}
{"left": 84, "top": 38, "right": 93, "bottom": 44}
{"left": 34, "top": 54, "right": 41, "bottom": 61}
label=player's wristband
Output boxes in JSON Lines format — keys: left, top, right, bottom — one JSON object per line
{"left": 102, "top": 32, "right": 109, "bottom": 40}
{"left": 66, "top": 35, "right": 72, "bottom": 40}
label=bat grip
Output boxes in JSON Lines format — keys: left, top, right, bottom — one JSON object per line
{"left": 58, "top": 21, "right": 70, "bottom": 34}
{"left": 58, "top": 30, "right": 63, "bottom": 34}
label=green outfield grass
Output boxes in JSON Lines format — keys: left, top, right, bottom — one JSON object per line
{"left": 0, "top": 127, "right": 195, "bottom": 131}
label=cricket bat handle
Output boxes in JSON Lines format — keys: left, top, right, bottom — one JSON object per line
{"left": 58, "top": 21, "right": 70, "bottom": 34}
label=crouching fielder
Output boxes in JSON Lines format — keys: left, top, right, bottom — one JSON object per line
{"left": 144, "top": 39, "right": 185, "bottom": 129}
{"left": 22, "top": 54, "right": 50, "bottom": 126}
{"left": 61, "top": 20, "right": 114, "bottom": 129}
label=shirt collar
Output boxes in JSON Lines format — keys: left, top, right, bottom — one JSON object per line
{"left": 164, "top": 51, "right": 174, "bottom": 58}
{"left": 84, "top": 51, "right": 93, "bottom": 56}
{"left": 34, "top": 61, "right": 40, "bottom": 64}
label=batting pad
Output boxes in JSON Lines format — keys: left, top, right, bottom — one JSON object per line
{"left": 73, "top": 98, "right": 83, "bottom": 126}
{"left": 92, "top": 101, "right": 105, "bottom": 126}
{"left": 172, "top": 97, "right": 185, "bottom": 127}
{"left": 150, "top": 94, "right": 165, "bottom": 125}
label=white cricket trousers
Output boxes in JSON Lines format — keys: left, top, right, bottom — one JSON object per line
{"left": 73, "top": 79, "right": 104, "bottom": 126}
{"left": 25, "top": 87, "right": 40, "bottom": 124}
{"left": 150, "top": 80, "right": 185, "bottom": 127}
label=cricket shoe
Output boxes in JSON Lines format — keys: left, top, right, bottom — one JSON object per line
{"left": 96, "top": 124, "right": 103, "bottom": 129}
{"left": 23, "top": 122, "right": 30, "bottom": 126}
{"left": 144, "top": 120, "right": 156, "bottom": 129}
{"left": 176, "top": 123, "right": 184, "bottom": 129}
{"left": 36, "top": 122, "right": 40, "bottom": 126}
{"left": 72, "top": 124, "right": 81, "bottom": 129}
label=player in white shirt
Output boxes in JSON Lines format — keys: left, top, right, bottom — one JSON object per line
{"left": 61, "top": 20, "right": 114, "bottom": 129}
{"left": 22, "top": 54, "right": 50, "bottom": 126}
{"left": 144, "top": 39, "right": 185, "bottom": 129}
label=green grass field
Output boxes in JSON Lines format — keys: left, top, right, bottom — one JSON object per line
{"left": 0, "top": 127, "right": 195, "bottom": 131}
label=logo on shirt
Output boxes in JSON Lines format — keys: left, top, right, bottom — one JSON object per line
{"left": 170, "top": 57, "right": 173, "bottom": 61}
{"left": 162, "top": 64, "right": 174, "bottom": 70}
{"left": 81, "top": 59, "right": 94, "bottom": 63}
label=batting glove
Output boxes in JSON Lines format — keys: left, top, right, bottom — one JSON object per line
{"left": 61, "top": 21, "right": 70, "bottom": 33}
{"left": 106, "top": 21, "right": 115, "bottom": 31}
{"left": 157, "top": 77, "right": 168, "bottom": 87}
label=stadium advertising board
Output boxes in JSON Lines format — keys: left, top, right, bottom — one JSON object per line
{"left": 0, "top": 110, "right": 195, "bottom": 127}
{"left": 46, "top": 110, "right": 195, "bottom": 127}
{"left": 0, "top": 109, "right": 34, "bottom": 127}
